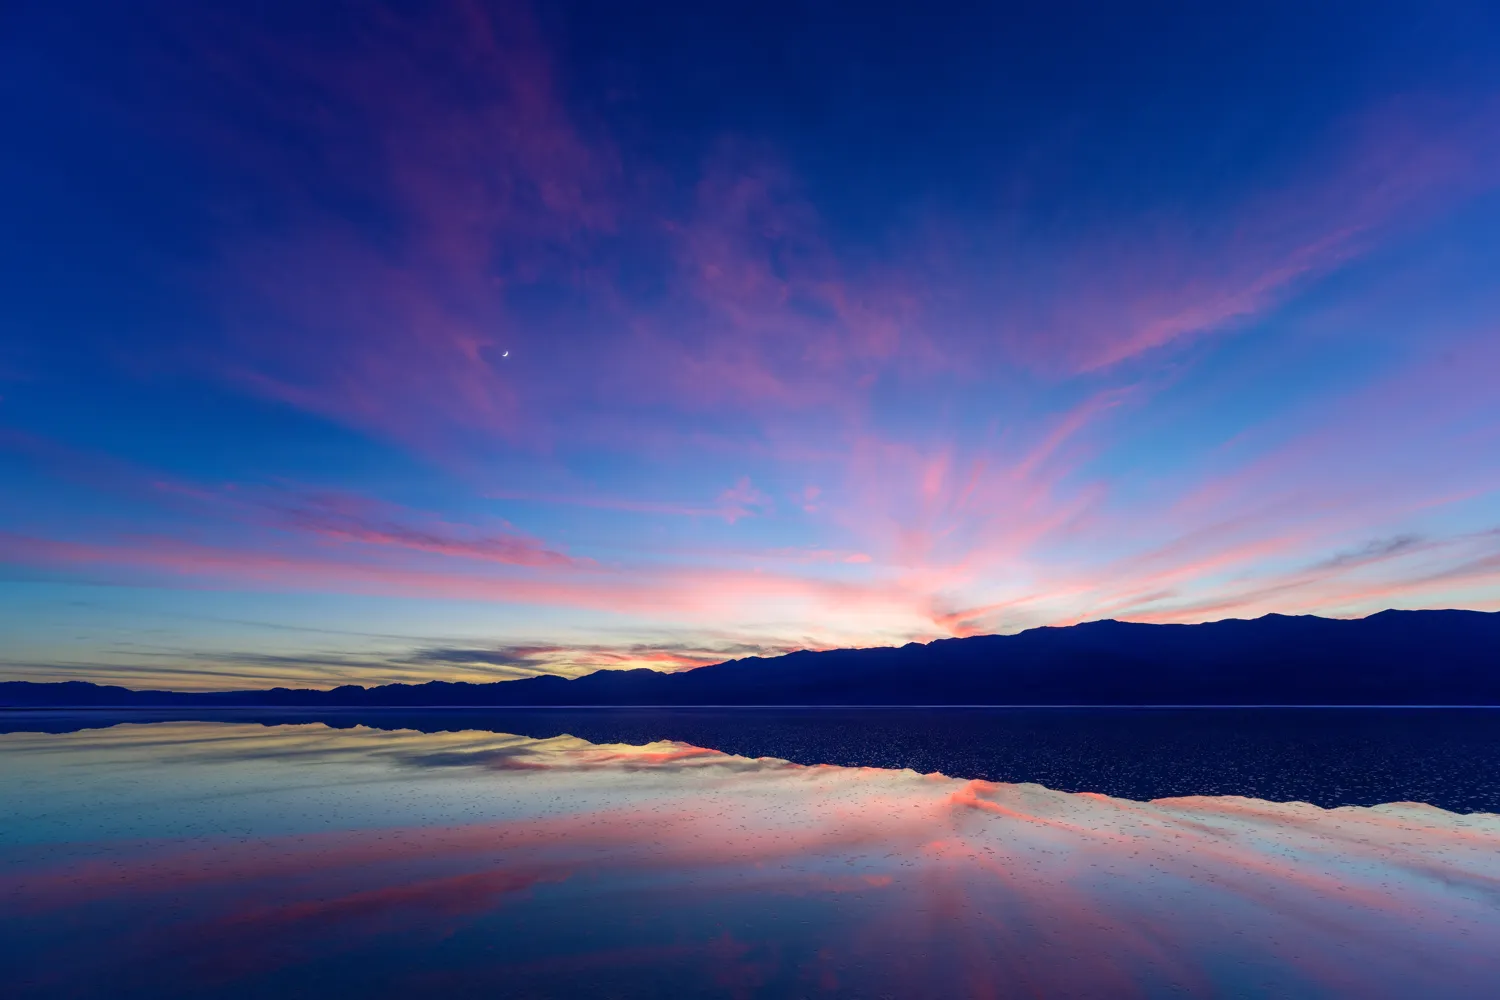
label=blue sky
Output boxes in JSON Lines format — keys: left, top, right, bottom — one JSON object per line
{"left": 2, "top": 1, "right": 1499, "bottom": 688}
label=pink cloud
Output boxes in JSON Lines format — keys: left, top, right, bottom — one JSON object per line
{"left": 147, "top": 4, "right": 1500, "bottom": 518}
{"left": 266, "top": 489, "right": 585, "bottom": 567}
{"left": 183, "top": 0, "right": 620, "bottom": 456}
{"left": 908, "top": 98, "right": 1500, "bottom": 377}
{"left": 6, "top": 306, "right": 1498, "bottom": 669}
{"left": 0, "top": 529, "right": 926, "bottom": 639}
{"left": 637, "top": 150, "right": 927, "bottom": 412}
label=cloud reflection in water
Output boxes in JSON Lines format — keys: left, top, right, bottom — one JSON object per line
{"left": 2, "top": 722, "right": 1498, "bottom": 998}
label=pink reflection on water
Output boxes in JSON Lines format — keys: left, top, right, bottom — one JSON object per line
{"left": 3, "top": 723, "right": 1498, "bottom": 997}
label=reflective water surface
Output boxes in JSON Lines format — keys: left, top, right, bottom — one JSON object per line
{"left": 9, "top": 706, "right": 1500, "bottom": 810}
{"left": 4, "top": 717, "right": 1500, "bottom": 998}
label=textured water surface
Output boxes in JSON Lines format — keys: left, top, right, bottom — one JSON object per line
{"left": 9, "top": 706, "right": 1500, "bottom": 810}
{"left": 3, "top": 720, "right": 1499, "bottom": 998}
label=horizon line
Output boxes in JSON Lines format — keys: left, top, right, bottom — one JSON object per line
{"left": 3, "top": 605, "right": 1493, "bottom": 695}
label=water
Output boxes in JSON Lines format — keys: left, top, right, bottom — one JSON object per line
{"left": 3, "top": 710, "right": 1499, "bottom": 997}
{"left": 8, "top": 706, "right": 1500, "bottom": 811}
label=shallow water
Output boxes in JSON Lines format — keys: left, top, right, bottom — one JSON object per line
{"left": 3, "top": 717, "right": 1499, "bottom": 998}
{"left": 9, "top": 706, "right": 1500, "bottom": 810}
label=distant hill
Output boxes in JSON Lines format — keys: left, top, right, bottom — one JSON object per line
{"left": 3, "top": 610, "right": 1498, "bottom": 708}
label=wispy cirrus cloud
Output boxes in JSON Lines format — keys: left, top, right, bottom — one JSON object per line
{"left": 6, "top": 1, "right": 1500, "bottom": 690}
{"left": 190, "top": 9, "right": 1500, "bottom": 455}
{"left": 266, "top": 491, "right": 585, "bottom": 568}
{"left": 405, "top": 638, "right": 790, "bottom": 677}
{"left": 185, "top": 0, "right": 621, "bottom": 455}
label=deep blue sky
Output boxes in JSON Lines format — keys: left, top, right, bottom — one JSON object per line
{"left": 2, "top": 1, "right": 1499, "bottom": 688}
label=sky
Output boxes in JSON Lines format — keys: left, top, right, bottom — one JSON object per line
{"left": 2, "top": 0, "right": 1499, "bottom": 690}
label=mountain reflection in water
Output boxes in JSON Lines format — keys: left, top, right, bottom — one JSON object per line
{"left": 3, "top": 721, "right": 1499, "bottom": 998}
{"left": 10, "top": 706, "right": 1500, "bottom": 811}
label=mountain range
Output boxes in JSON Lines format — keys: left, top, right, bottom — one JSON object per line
{"left": 3, "top": 609, "right": 1498, "bottom": 708}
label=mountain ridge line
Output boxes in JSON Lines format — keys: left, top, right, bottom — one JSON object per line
{"left": 4, "top": 609, "right": 1498, "bottom": 707}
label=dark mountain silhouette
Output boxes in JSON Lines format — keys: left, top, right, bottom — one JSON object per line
{"left": 3, "top": 609, "right": 1498, "bottom": 708}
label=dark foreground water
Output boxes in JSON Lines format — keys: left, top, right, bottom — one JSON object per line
{"left": 3, "top": 710, "right": 1499, "bottom": 998}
